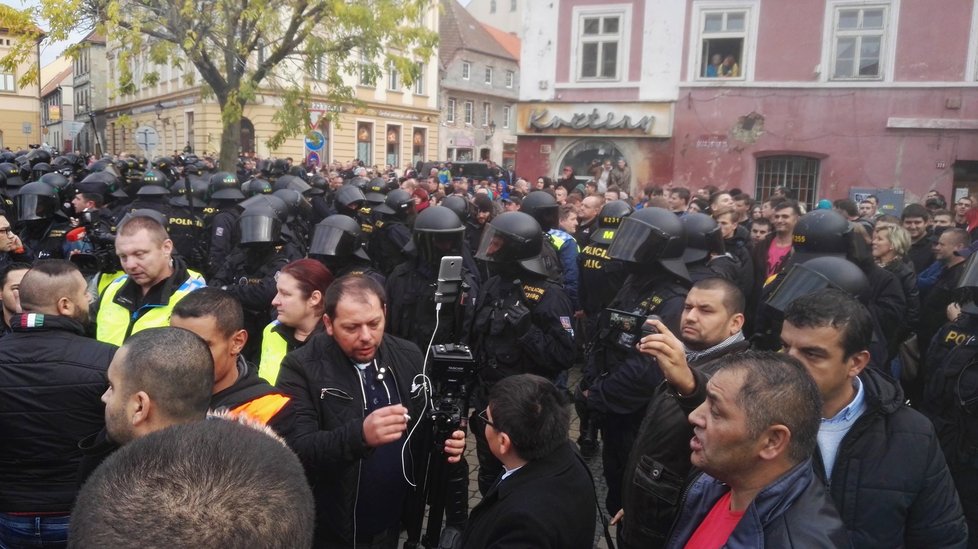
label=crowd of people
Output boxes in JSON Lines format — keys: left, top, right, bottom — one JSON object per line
{"left": 0, "top": 145, "right": 975, "bottom": 548}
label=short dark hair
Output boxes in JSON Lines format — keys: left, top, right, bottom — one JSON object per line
{"left": 324, "top": 274, "right": 387, "bottom": 319}
{"left": 671, "top": 187, "right": 691, "bottom": 203}
{"left": 751, "top": 217, "right": 772, "bottom": 230}
{"left": 902, "top": 203, "right": 931, "bottom": 221}
{"left": 832, "top": 199, "right": 858, "bottom": 217}
{"left": 172, "top": 287, "right": 244, "bottom": 337}
{"left": 69, "top": 418, "right": 314, "bottom": 548}
{"left": 17, "top": 259, "right": 81, "bottom": 312}
{"left": 714, "top": 351, "right": 821, "bottom": 464}
{"left": 692, "top": 277, "right": 745, "bottom": 316}
{"left": 932, "top": 209, "right": 952, "bottom": 219}
{"left": 773, "top": 199, "right": 802, "bottom": 217}
{"left": 118, "top": 327, "right": 214, "bottom": 423}
{"left": 783, "top": 288, "right": 872, "bottom": 359}
{"left": 77, "top": 192, "right": 104, "bottom": 207}
{"left": 488, "top": 374, "right": 569, "bottom": 461}
{"left": 0, "top": 261, "right": 31, "bottom": 288}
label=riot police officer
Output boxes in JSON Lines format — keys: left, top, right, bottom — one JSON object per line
{"left": 210, "top": 204, "right": 290, "bottom": 362}
{"left": 369, "top": 189, "right": 414, "bottom": 277}
{"left": 469, "top": 211, "right": 575, "bottom": 495}
{"left": 204, "top": 171, "right": 246, "bottom": 278}
{"left": 579, "top": 206, "right": 691, "bottom": 515}
{"left": 13, "top": 180, "right": 71, "bottom": 259}
{"left": 308, "top": 214, "right": 385, "bottom": 286}
{"left": 521, "top": 190, "right": 577, "bottom": 306}
{"left": 681, "top": 212, "right": 738, "bottom": 283}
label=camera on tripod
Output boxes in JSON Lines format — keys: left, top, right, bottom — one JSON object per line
{"left": 426, "top": 343, "right": 476, "bottom": 438}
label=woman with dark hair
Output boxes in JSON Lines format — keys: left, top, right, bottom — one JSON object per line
{"left": 258, "top": 258, "right": 335, "bottom": 384}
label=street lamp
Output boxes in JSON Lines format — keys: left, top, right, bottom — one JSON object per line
{"left": 155, "top": 102, "right": 164, "bottom": 120}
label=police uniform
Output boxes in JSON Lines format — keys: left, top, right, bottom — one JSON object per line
{"left": 582, "top": 269, "right": 689, "bottom": 515}
{"left": 205, "top": 206, "right": 241, "bottom": 278}
{"left": 470, "top": 273, "right": 575, "bottom": 494}
{"left": 385, "top": 260, "right": 478, "bottom": 350}
{"left": 369, "top": 217, "right": 412, "bottom": 277}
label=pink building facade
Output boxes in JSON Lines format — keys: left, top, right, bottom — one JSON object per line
{"left": 517, "top": 0, "right": 978, "bottom": 208}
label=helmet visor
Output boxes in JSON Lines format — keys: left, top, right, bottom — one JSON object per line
{"left": 238, "top": 215, "right": 282, "bottom": 245}
{"left": 607, "top": 216, "right": 672, "bottom": 264}
{"left": 764, "top": 263, "right": 833, "bottom": 313}
{"left": 475, "top": 224, "right": 525, "bottom": 263}
{"left": 310, "top": 224, "right": 356, "bottom": 257}
{"left": 14, "top": 194, "right": 57, "bottom": 220}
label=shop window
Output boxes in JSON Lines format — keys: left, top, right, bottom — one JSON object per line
{"left": 357, "top": 122, "right": 373, "bottom": 163}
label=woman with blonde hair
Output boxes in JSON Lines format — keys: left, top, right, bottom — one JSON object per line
{"left": 872, "top": 224, "right": 920, "bottom": 359}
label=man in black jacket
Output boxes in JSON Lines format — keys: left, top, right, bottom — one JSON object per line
{"left": 0, "top": 259, "right": 116, "bottom": 547}
{"left": 461, "top": 374, "right": 595, "bottom": 549}
{"left": 781, "top": 289, "right": 968, "bottom": 548}
{"left": 276, "top": 275, "right": 465, "bottom": 549}
{"left": 615, "top": 277, "right": 749, "bottom": 549}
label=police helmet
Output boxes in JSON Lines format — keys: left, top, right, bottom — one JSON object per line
{"left": 520, "top": 191, "right": 559, "bottom": 230}
{"left": 170, "top": 178, "right": 210, "bottom": 208}
{"left": 681, "top": 212, "right": 725, "bottom": 264}
{"left": 475, "top": 211, "right": 547, "bottom": 277}
{"left": 38, "top": 172, "right": 72, "bottom": 204}
{"left": 25, "top": 148, "right": 51, "bottom": 167}
{"left": 956, "top": 252, "right": 978, "bottom": 314}
{"left": 413, "top": 205, "right": 464, "bottom": 264}
{"left": 364, "top": 177, "right": 388, "bottom": 204}
{"left": 441, "top": 195, "right": 470, "bottom": 223}
{"left": 241, "top": 178, "right": 273, "bottom": 197}
{"left": 373, "top": 189, "right": 414, "bottom": 217}
{"left": 14, "top": 181, "right": 60, "bottom": 221}
{"left": 80, "top": 171, "right": 126, "bottom": 200}
{"left": 269, "top": 159, "right": 289, "bottom": 178}
{"left": 309, "top": 175, "right": 328, "bottom": 192}
{"left": 272, "top": 188, "right": 312, "bottom": 221}
{"left": 136, "top": 169, "right": 171, "bottom": 196}
{"left": 792, "top": 209, "right": 851, "bottom": 263}
{"left": 591, "top": 200, "right": 634, "bottom": 245}
{"left": 607, "top": 207, "right": 689, "bottom": 281}
{"left": 335, "top": 184, "right": 366, "bottom": 211}
{"left": 208, "top": 172, "right": 245, "bottom": 201}
{"left": 274, "top": 174, "right": 319, "bottom": 197}
{"left": 765, "top": 256, "right": 870, "bottom": 313}
{"left": 0, "top": 163, "right": 24, "bottom": 189}
{"left": 29, "top": 162, "right": 52, "bottom": 182}
{"left": 239, "top": 194, "right": 289, "bottom": 223}
{"left": 310, "top": 214, "right": 369, "bottom": 261}
{"left": 237, "top": 204, "right": 283, "bottom": 245}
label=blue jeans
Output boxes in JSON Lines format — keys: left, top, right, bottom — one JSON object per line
{"left": 0, "top": 513, "right": 69, "bottom": 549}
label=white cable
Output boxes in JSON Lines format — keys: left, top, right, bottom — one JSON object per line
{"left": 401, "top": 301, "right": 442, "bottom": 487}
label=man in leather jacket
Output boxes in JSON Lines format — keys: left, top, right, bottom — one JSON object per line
{"left": 276, "top": 275, "right": 465, "bottom": 549}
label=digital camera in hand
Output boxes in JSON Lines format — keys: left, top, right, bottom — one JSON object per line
{"left": 606, "top": 309, "right": 660, "bottom": 338}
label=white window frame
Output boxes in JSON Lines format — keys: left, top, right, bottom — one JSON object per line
{"left": 502, "top": 105, "right": 511, "bottom": 129}
{"left": 387, "top": 63, "right": 399, "bottom": 91}
{"left": 967, "top": 0, "right": 978, "bottom": 82}
{"left": 571, "top": 4, "right": 632, "bottom": 84}
{"left": 461, "top": 61, "right": 471, "bottom": 80}
{"left": 482, "top": 102, "right": 491, "bottom": 126}
{"left": 358, "top": 50, "right": 373, "bottom": 86}
{"left": 446, "top": 97, "right": 456, "bottom": 123}
{"left": 0, "top": 74, "right": 16, "bottom": 92}
{"left": 505, "top": 70, "right": 514, "bottom": 88}
{"left": 688, "top": 1, "right": 759, "bottom": 82}
{"left": 821, "top": 1, "right": 898, "bottom": 82}
{"left": 463, "top": 100, "right": 474, "bottom": 125}
{"left": 485, "top": 66, "right": 493, "bottom": 85}
{"left": 414, "top": 62, "right": 425, "bottom": 95}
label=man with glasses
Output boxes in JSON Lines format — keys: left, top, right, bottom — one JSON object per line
{"left": 0, "top": 259, "right": 117, "bottom": 548}
{"left": 0, "top": 214, "right": 32, "bottom": 270}
{"left": 461, "top": 374, "right": 595, "bottom": 549}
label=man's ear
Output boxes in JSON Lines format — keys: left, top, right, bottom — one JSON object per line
{"left": 56, "top": 295, "right": 74, "bottom": 317}
{"left": 323, "top": 313, "right": 334, "bottom": 337}
{"left": 496, "top": 431, "right": 513, "bottom": 458}
{"left": 131, "top": 391, "right": 152, "bottom": 428}
{"left": 847, "top": 349, "right": 870, "bottom": 380}
{"left": 230, "top": 329, "right": 248, "bottom": 355}
{"left": 757, "top": 424, "right": 791, "bottom": 461}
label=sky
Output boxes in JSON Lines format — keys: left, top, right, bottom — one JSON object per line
{"left": 1, "top": 0, "right": 89, "bottom": 66}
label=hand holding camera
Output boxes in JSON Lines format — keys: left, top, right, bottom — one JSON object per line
{"left": 634, "top": 317, "right": 696, "bottom": 396}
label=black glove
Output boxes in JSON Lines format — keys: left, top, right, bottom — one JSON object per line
{"left": 504, "top": 301, "right": 531, "bottom": 332}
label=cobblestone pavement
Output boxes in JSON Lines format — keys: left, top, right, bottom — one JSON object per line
{"left": 401, "top": 365, "right": 615, "bottom": 548}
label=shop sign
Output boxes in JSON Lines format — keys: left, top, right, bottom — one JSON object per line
{"left": 517, "top": 102, "right": 673, "bottom": 138}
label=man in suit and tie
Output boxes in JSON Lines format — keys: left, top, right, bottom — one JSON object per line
{"left": 461, "top": 374, "right": 596, "bottom": 549}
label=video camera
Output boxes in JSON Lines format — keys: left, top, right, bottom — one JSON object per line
{"left": 69, "top": 209, "right": 120, "bottom": 276}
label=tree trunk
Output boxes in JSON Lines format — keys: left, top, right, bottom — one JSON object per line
{"left": 219, "top": 116, "right": 242, "bottom": 172}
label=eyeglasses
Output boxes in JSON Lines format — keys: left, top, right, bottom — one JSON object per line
{"left": 478, "top": 408, "right": 495, "bottom": 429}
{"left": 0, "top": 228, "right": 12, "bottom": 235}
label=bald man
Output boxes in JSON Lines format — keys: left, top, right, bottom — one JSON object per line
{"left": 0, "top": 260, "right": 117, "bottom": 546}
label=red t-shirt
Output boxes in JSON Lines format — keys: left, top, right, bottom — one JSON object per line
{"left": 767, "top": 240, "right": 792, "bottom": 277}
{"left": 683, "top": 491, "right": 745, "bottom": 549}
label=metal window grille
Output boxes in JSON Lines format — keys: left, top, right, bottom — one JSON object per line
{"left": 755, "top": 155, "right": 820, "bottom": 208}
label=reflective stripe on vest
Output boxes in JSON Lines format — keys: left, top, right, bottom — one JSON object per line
{"left": 96, "top": 271, "right": 206, "bottom": 346}
{"left": 229, "top": 393, "right": 291, "bottom": 425}
{"left": 258, "top": 320, "right": 288, "bottom": 385}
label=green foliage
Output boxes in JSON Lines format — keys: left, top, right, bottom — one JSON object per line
{"left": 1, "top": 0, "right": 439, "bottom": 167}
